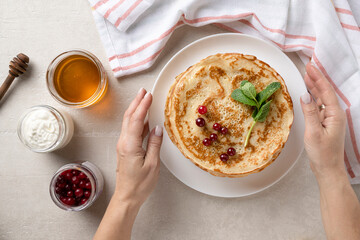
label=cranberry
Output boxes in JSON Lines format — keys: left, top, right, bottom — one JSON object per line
{"left": 213, "top": 123, "right": 221, "bottom": 131}
{"left": 220, "top": 127, "right": 228, "bottom": 135}
{"left": 80, "top": 198, "right": 88, "bottom": 205}
{"left": 227, "top": 147, "right": 236, "bottom": 156}
{"left": 60, "top": 196, "right": 67, "bottom": 204}
{"left": 79, "top": 180, "right": 86, "bottom": 188}
{"left": 196, "top": 118, "right": 205, "bottom": 127}
{"left": 85, "top": 182, "right": 92, "bottom": 190}
{"left": 84, "top": 190, "right": 91, "bottom": 198}
{"left": 64, "top": 171, "right": 73, "bottom": 180}
{"left": 72, "top": 183, "right": 78, "bottom": 190}
{"left": 78, "top": 172, "right": 87, "bottom": 179}
{"left": 66, "top": 191, "right": 73, "bottom": 197}
{"left": 55, "top": 186, "right": 63, "bottom": 194}
{"left": 65, "top": 184, "right": 71, "bottom": 191}
{"left": 203, "top": 138, "right": 211, "bottom": 146}
{"left": 220, "top": 153, "right": 229, "bottom": 162}
{"left": 71, "top": 176, "right": 80, "bottom": 185}
{"left": 57, "top": 175, "right": 65, "bottom": 182}
{"left": 72, "top": 170, "right": 79, "bottom": 176}
{"left": 209, "top": 133, "right": 218, "bottom": 141}
{"left": 198, "top": 105, "right": 207, "bottom": 114}
{"left": 66, "top": 197, "right": 76, "bottom": 206}
{"left": 57, "top": 182, "right": 66, "bottom": 189}
{"left": 74, "top": 188, "right": 84, "bottom": 198}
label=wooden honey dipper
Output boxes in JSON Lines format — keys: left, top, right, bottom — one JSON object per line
{"left": 0, "top": 53, "right": 30, "bottom": 101}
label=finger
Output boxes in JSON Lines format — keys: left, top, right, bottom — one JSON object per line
{"left": 305, "top": 63, "right": 340, "bottom": 107}
{"left": 304, "top": 73, "right": 320, "bottom": 99}
{"left": 300, "top": 92, "right": 323, "bottom": 134}
{"left": 144, "top": 125, "right": 163, "bottom": 168}
{"left": 316, "top": 97, "right": 325, "bottom": 123}
{"left": 142, "top": 121, "right": 150, "bottom": 139}
{"left": 122, "top": 88, "right": 147, "bottom": 129}
{"left": 129, "top": 92, "right": 153, "bottom": 137}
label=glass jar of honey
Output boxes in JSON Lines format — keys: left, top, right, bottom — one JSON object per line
{"left": 46, "top": 50, "right": 108, "bottom": 108}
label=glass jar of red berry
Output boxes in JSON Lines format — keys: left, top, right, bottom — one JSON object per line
{"left": 49, "top": 161, "right": 104, "bottom": 211}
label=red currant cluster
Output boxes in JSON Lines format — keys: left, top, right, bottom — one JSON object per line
{"left": 55, "top": 169, "right": 93, "bottom": 206}
{"left": 195, "top": 105, "right": 236, "bottom": 162}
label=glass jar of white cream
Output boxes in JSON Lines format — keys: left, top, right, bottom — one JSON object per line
{"left": 17, "top": 105, "right": 74, "bottom": 152}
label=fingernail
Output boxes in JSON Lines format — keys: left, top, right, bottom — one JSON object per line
{"left": 138, "top": 87, "right": 145, "bottom": 95}
{"left": 145, "top": 92, "right": 152, "bottom": 99}
{"left": 155, "top": 125, "right": 163, "bottom": 136}
{"left": 301, "top": 92, "right": 311, "bottom": 104}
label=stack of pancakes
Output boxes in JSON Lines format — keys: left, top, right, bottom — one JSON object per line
{"left": 164, "top": 53, "right": 293, "bottom": 177}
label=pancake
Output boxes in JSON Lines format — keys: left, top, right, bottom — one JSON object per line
{"left": 164, "top": 53, "right": 293, "bottom": 177}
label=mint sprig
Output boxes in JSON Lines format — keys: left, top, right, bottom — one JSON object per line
{"left": 231, "top": 81, "right": 281, "bottom": 147}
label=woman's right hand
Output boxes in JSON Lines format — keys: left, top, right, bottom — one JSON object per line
{"left": 300, "top": 62, "right": 347, "bottom": 178}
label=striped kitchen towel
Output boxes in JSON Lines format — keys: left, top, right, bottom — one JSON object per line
{"left": 89, "top": 0, "right": 360, "bottom": 183}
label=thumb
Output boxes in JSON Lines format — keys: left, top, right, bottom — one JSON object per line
{"left": 145, "top": 125, "right": 163, "bottom": 167}
{"left": 300, "top": 92, "right": 322, "bottom": 133}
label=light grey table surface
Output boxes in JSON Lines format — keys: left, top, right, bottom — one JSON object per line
{"left": 1, "top": 1, "right": 360, "bottom": 240}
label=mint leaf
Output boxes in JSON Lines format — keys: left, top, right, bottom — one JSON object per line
{"left": 241, "top": 82, "right": 257, "bottom": 102}
{"left": 231, "top": 89, "right": 258, "bottom": 107}
{"left": 252, "top": 108, "right": 258, "bottom": 119}
{"left": 240, "top": 80, "right": 249, "bottom": 87}
{"left": 257, "top": 82, "right": 281, "bottom": 106}
{"left": 254, "top": 100, "right": 272, "bottom": 122}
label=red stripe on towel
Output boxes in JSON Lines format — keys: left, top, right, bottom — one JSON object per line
{"left": 335, "top": 7, "right": 353, "bottom": 15}
{"left": 113, "top": 47, "right": 164, "bottom": 72}
{"left": 341, "top": 22, "right": 360, "bottom": 31}
{"left": 115, "top": 0, "right": 143, "bottom": 27}
{"left": 104, "top": 0, "right": 126, "bottom": 18}
{"left": 93, "top": 0, "right": 110, "bottom": 10}
{"left": 109, "top": 21, "right": 184, "bottom": 61}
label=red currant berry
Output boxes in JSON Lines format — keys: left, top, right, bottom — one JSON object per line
{"left": 209, "top": 133, "right": 218, "bottom": 141}
{"left": 64, "top": 171, "right": 73, "bottom": 180}
{"left": 227, "top": 147, "right": 236, "bottom": 156}
{"left": 198, "top": 105, "right": 207, "bottom": 114}
{"left": 78, "top": 172, "right": 87, "bottom": 179}
{"left": 60, "top": 196, "right": 67, "bottom": 204}
{"left": 79, "top": 180, "right": 86, "bottom": 188}
{"left": 85, "top": 182, "right": 92, "bottom": 190}
{"left": 60, "top": 170, "right": 70, "bottom": 176}
{"left": 80, "top": 198, "right": 88, "bottom": 205}
{"left": 203, "top": 138, "right": 211, "bottom": 146}
{"left": 220, "top": 127, "right": 228, "bottom": 134}
{"left": 196, "top": 118, "right": 205, "bottom": 127}
{"left": 57, "top": 182, "right": 66, "bottom": 189}
{"left": 66, "top": 191, "right": 73, "bottom": 197}
{"left": 66, "top": 197, "right": 76, "bottom": 206}
{"left": 213, "top": 123, "right": 221, "bottom": 131}
{"left": 65, "top": 184, "right": 71, "bottom": 191}
{"left": 57, "top": 175, "right": 65, "bottom": 182}
{"left": 74, "top": 188, "right": 84, "bottom": 198}
{"left": 220, "top": 153, "right": 229, "bottom": 162}
{"left": 71, "top": 176, "right": 80, "bottom": 185}
{"left": 55, "top": 186, "right": 63, "bottom": 194}
{"left": 84, "top": 190, "right": 91, "bottom": 198}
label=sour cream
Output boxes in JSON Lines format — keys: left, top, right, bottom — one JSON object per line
{"left": 18, "top": 106, "right": 74, "bottom": 152}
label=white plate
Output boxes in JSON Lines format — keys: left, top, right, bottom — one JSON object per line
{"left": 149, "top": 33, "right": 305, "bottom": 198}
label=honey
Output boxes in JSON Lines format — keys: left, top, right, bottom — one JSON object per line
{"left": 53, "top": 55, "right": 100, "bottom": 103}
